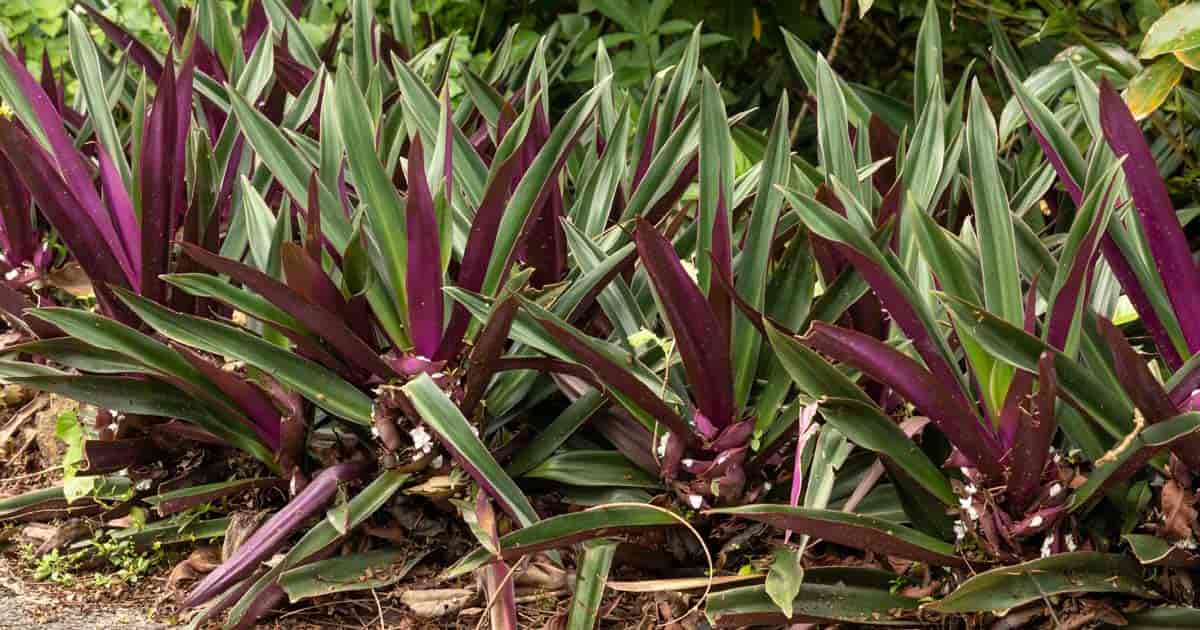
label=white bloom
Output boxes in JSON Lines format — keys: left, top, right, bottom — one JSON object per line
{"left": 1048, "top": 483, "right": 1063, "bottom": 498}
{"left": 410, "top": 426, "right": 433, "bottom": 453}
{"left": 953, "top": 520, "right": 967, "bottom": 541}
{"left": 1041, "top": 535, "right": 1055, "bottom": 558}
{"left": 431, "top": 455, "right": 444, "bottom": 468}
{"left": 4, "top": 269, "right": 18, "bottom": 281}
{"left": 1029, "top": 515, "right": 1044, "bottom": 528}
{"left": 657, "top": 434, "right": 670, "bottom": 458}
{"left": 688, "top": 495, "right": 703, "bottom": 509}
{"left": 681, "top": 458, "right": 695, "bottom": 467}
{"left": 763, "top": 482, "right": 772, "bottom": 492}
{"left": 107, "top": 422, "right": 119, "bottom": 433}
{"left": 964, "top": 483, "right": 977, "bottom": 495}
{"left": 959, "top": 497, "right": 979, "bottom": 520}
{"left": 370, "top": 426, "right": 380, "bottom": 438}
{"left": 1065, "top": 534, "right": 1077, "bottom": 552}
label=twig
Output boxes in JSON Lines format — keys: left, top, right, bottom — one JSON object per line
{"left": 827, "top": 0, "right": 854, "bottom": 67}
{"left": 371, "top": 587, "right": 385, "bottom": 630}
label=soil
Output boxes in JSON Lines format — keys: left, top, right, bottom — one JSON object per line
{"left": 0, "top": 390, "right": 679, "bottom": 629}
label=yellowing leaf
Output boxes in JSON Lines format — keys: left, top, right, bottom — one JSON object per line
{"left": 1176, "top": 46, "right": 1200, "bottom": 70}
{"left": 1139, "top": 3, "right": 1200, "bottom": 58}
{"left": 1125, "top": 56, "right": 1185, "bottom": 120}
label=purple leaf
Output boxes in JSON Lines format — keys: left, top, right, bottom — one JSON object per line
{"left": 39, "top": 50, "right": 62, "bottom": 117}
{"left": 0, "top": 146, "right": 35, "bottom": 265}
{"left": 97, "top": 147, "right": 140, "bottom": 273}
{"left": 460, "top": 297, "right": 517, "bottom": 417}
{"left": 173, "top": 344, "right": 282, "bottom": 450}
{"left": 79, "top": 439, "right": 158, "bottom": 473}
{"left": 803, "top": 321, "right": 1004, "bottom": 480}
{"left": 405, "top": 136, "right": 444, "bottom": 358}
{"left": 77, "top": 4, "right": 163, "bottom": 81}
{"left": 0, "top": 120, "right": 129, "bottom": 294}
{"left": 867, "top": 115, "right": 899, "bottom": 194}
{"left": 0, "top": 47, "right": 136, "bottom": 284}
{"left": 535, "top": 314, "right": 694, "bottom": 445}
{"left": 0, "top": 282, "right": 60, "bottom": 337}
{"left": 645, "top": 157, "right": 697, "bottom": 225}
{"left": 1018, "top": 90, "right": 1182, "bottom": 370}
{"left": 818, "top": 229, "right": 979, "bottom": 447}
{"left": 303, "top": 173, "right": 322, "bottom": 261}
{"left": 1099, "top": 318, "right": 1179, "bottom": 423}
{"left": 183, "top": 461, "right": 370, "bottom": 607}
{"left": 280, "top": 242, "right": 372, "bottom": 344}
{"left": 632, "top": 106, "right": 657, "bottom": 191}
{"left": 172, "top": 44, "right": 195, "bottom": 224}
{"left": 708, "top": 190, "right": 732, "bottom": 348}
{"left": 139, "top": 49, "right": 179, "bottom": 303}
{"left": 1005, "top": 352, "right": 1058, "bottom": 513}
{"left": 1098, "top": 318, "right": 1200, "bottom": 472}
{"left": 999, "top": 283, "right": 1040, "bottom": 447}
{"left": 635, "top": 217, "right": 734, "bottom": 430}
{"left": 1099, "top": 78, "right": 1200, "bottom": 356}
{"left": 179, "top": 243, "right": 396, "bottom": 381}
{"left": 243, "top": 0, "right": 270, "bottom": 57}
{"left": 435, "top": 144, "right": 521, "bottom": 361}
{"left": 520, "top": 107, "right": 567, "bottom": 287}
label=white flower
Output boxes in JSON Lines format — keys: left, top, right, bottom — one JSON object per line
{"left": 1065, "top": 534, "right": 1077, "bottom": 552}
{"left": 1048, "top": 483, "right": 1063, "bottom": 498}
{"left": 370, "top": 426, "right": 380, "bottom": 438}
{"left": 688, "top": 495, "right": 703, "bottom": 510}
{"left": 410, "top": 426, "right": 433, "bottom": 453}
{"left": 964, "top": 483, "right": 978, "bottom": 495}
{"left": 959, "top": 497, "right": 979, "bottom": 520}
{"left": 681, "top": 458, "right": 695, "bottom": 467}
{"left": 431, "top": 455, "right": 444, "bottom": 468}
{"left": 953, "top": 520, "right": 967, "bottom": 541}
{"left": 1029, "top": 515, "right": 1044, "bottom": 528}
{"left": 763, "top": 482, "right": 772, "bottom": 492}
{"left": 4, "top": 269, "right": 18, "bottom": 281}
{"left": 1041, "top": 534, "right": 1055, "bottom": 558}
{"left": 107, "top": 422, "right": 119, "bottom": 433}
{"left": 656, "top": 434, "right": 670, "bottom": 458}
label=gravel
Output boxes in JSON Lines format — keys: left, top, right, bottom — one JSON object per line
{"left": 0, "top": 584, "right": 169, "bottom": 629}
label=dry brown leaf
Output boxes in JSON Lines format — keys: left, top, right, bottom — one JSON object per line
{"left": 1159, "top": 480, "right": 1198, "bottom": 541}
{"left": 399, "top": 588, "right": 476, "bottom": 618}
{"left": 34, "top": 519, "right": 89, "bottom": 555}
{"left": 45, "top": 263, "right": 94, "bottom": 298}
{"left": 222, "top": 510, "right": 269, "bottom": 561}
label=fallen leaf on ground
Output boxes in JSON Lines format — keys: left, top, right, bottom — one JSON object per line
{"left": 400, "top": 588, "right": 476, "bottom": 618}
